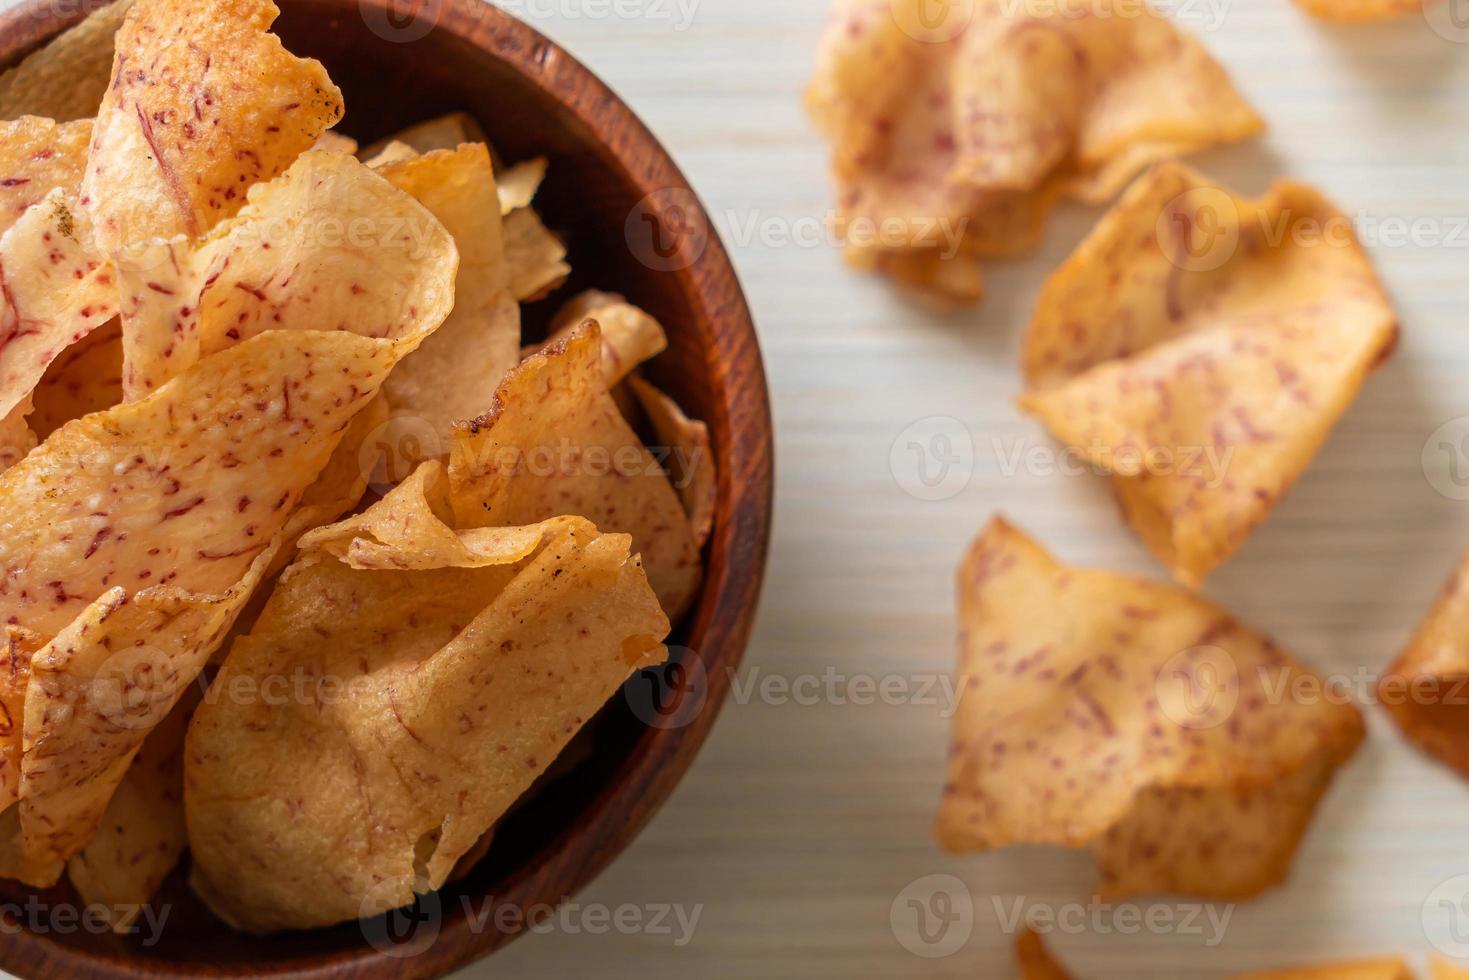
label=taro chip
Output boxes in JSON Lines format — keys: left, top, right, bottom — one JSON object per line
{"left": 185, "top": 461, "right": 669, "bottom": 933}
{"left": 377, "top": 145, "right": 521, "bottom": 461}
{"left": 0, "top": 0, "right": 134, "bottom": 121}
{"left": 1019, "top": 162, "right": 1397, "bottom": 587}
{"left": 359, "top": 111, "right": 489, "bottom": 160}
{"left": 312, "top": 130, "right": 359, "bottom": 155}
{"left": 66, "top": 685, "right": 199, "bottom": 931}
{"left": 113, "top": 150, "right": 458, "bottom": 398}
{"left": 0, "top": 208, "right": 453, "bottom": 880}
{"left": 497, "top": 157, "right": 547, "bottom": 216}
{"left": 542, "top": 291, "right": 667, "bottom": 386}
{"left": 806, "top": 0, "right": 1262, "bottom": 306}
{"left": 448, "top": 322, "right": 702, "bottom": 622}
{"left": 504, "top": 205, "right": 570, "bottom": 302}
{"left": 0, "top": 117, "right": 93, "bottom": 231}
{"left": 629, "top": 376, "right": 716, "bottom": 550}
{"left": 1379, "top": 549, "right": 1469, "bottom": 779}
{"left": 1016, "top": 930, "right": 1414, "bottom": 980}
{"left": 936, "top": 518, "right": 1363, "bottom": 899}
{"left": 83, "top": 0, "right": 344, "bottom": 252}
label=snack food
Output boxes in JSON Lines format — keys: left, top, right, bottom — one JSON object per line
{"left": 1020, "top": 162, "right": 1397, "bottom": 587}
{"left": 1016, "top": 930, "right": 1421, "bottom": 979}
{"left": 1380, "top": 551, "right": 1469, "bottom": 777}
{"left": 807, "top": 0, "right": 1263, "bottom": 306}
{"left": 938, "top": 518, "right": 1363, "bottom": 898}
{"left": 0, "top": 0, "right": 717, "bottom": 934}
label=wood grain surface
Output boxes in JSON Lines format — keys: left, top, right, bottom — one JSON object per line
{"left": 4, "top": 0, "right": 1469, "bottom": 977}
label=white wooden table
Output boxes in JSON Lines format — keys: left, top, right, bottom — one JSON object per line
{"left": 476, "top": 2, "right": 1469, "bottom": 976}
{"left": 5, "top": 0, "right": 1469, "bottom": 976}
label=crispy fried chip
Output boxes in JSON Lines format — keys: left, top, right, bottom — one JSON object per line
{"left": 497, "top": 157, "right": 547, "bottom": 216}
{"left": 114, "top": 150, "right": 457, "bottom": 398}
{"left": 543, "top": 291, "right": 668, "bottom": 386}
{"left": 807, "top": 0, "right": 1262, "bottom": 305}
{"left": 937, "top": 518, "right": 1363, "bottom": 899}
{"left": 0, "top": 117, "right": 92, "bottom": 231}
{"left": 1294, "top": 0, "right": 1420, "bottom": 18}
{"left": 1380, "top": 550, "right": 1469, "bottom": 778}
{"left": 378, "top": 145, "right": 520, "bottom": 451}
{"left": 83, "top": 0, "right": 343, "bottom": 251}
{"left": 504, "top": 205, "right": 569, "bottom": 302}
{"left": 449, "top": 323, "right": 702, "bottom": 622}
{"left": 0, "top": 247, "right": 452, "bottom": 881}
{"left": 1016, "top": 930, "right": 1415, "bottom": 980}
{"left": 0, "top": 0, "right": 134, "bottom": 122}
{"left": 66, "top": 685, "right": 197, "bottom": 932}
{"left": 1019, "top": 162, "right": 1397, "bottom": 587}
{"left": 360, "top": 111, "right": 488, "bottom": 161}
{"left": 185, "top": 461, "right": 669, "bottom": 933}
{"left": 312, "top": 130, "right": 358, "bottom": 155}
{"left": 29, "top": 318, "right": 123, "bottom": 438}
{"left": 629, "top": 376, "right": 715, "bottom": 550}
{"left": 0, "top": 630, "right": 42, "bottom": 812}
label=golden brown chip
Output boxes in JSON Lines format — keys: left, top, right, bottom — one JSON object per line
{"left": 449, "top": 323, "right": 702, "bottom": 622}
{"left": 542, "top": 291, "right": 668, "bottom": 386}
{"left": 1379, "top": 551, "right": 1469, "bottom": 778}
{"left": 360, "top": 111, "right": 488, "bottom": 160}
{"left": 806, "top": 0, "right": 1262, "bottom": 305}
{"left": 378, "top": 145, "right": 520, "bottom": 449}
{"left": 1017, "top": 930, "right": 1415, "bottom": 980}
{"left": 629, "top": 376, "right": 715, "bottom": 550}
{"left": 504, "top": 205, "right": 570, "bottom": 302}
{"left": 1016, "top": 929, "right": 1075, "bottom": 980}
{"left": 1019, "top": 162, "right": 1397, "bottom": 587}
{"left": 1293, "top": 0, "right": 1420, "bottom": 18}
{"left": 497, "top": 157, "right": 547, "bottom": 216}
{"left": 114, "top": 149, "right": 457, "bottom": 398}
{"left": 0, "top": 0, "right": 134, "bottom": 121}
{"left": 83, "top": 0, "right": 343, "bottom": 251}
{"left": 185, "top": 462, "right": 669, "bottom": 933}
{"left": 29, "top": 318, "right": 123, "bottom": 438}
{"left": 937, "top": 518, "right": 1363, "bottom": 899}
{"left": 66, "top": 685, "right": 197, "bottom": 932}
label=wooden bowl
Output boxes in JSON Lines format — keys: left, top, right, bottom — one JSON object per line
{"left": 0, "top": 1, "right": 773, "bottom": 976}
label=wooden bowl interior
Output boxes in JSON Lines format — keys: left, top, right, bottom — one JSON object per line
{"left": 0, "top": 2, "right": 770, "bottom": 977}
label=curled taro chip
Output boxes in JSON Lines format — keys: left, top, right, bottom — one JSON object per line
{"left": 504, "top": 205, "right": 569, "bottom": 302}
{"left": 185, "top": 461, "right": 669, "bottom": 933}
{"left": 360, "top": 111, "right": 489, "bottom": 161}
{"left": 806, "top": 0, "right": 1262, "bottom": 305}
{"left": 29, "top": 318, "right": 123, "bottom": 439}
{"left": 449, "top": 323, "right": 702, "bottom": 623}
{"left": 66, "top": 684, "right": 198, "bottom": 931}
{"left": 1379, "top": 550, "right": 1469, "bottom": 778}
{"left": 378, "top": 145, "right": 521, "bottom": 462}
{"left": 629, "top": 376, "right": 716, "bottom": 550}
{"left": 497, "top": 157, "right": 547, "bottom": 216}
{"left": 1, "top": 302, "right": 451, "bottom": 880}
{"left": 0, "top": 0, "right": 134, "bottom": 121}
{"left": 936, "top": 518, "right": 1363, "bottom": 899}
{"left": 1019, "top": 162, "right": 1397, "bottom": 587}
{"left": 114, "top": 150, "right": 457, "bottom": 398}
{"left": 542, "top": 290, "right": 668, "bottom": 386}
{"left": 83, "top": 0, "right": 344, "bottom": 252}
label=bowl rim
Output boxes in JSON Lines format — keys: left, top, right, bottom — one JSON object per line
{"left": 0, "top": 1, "right": 774, "bottom": 977}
